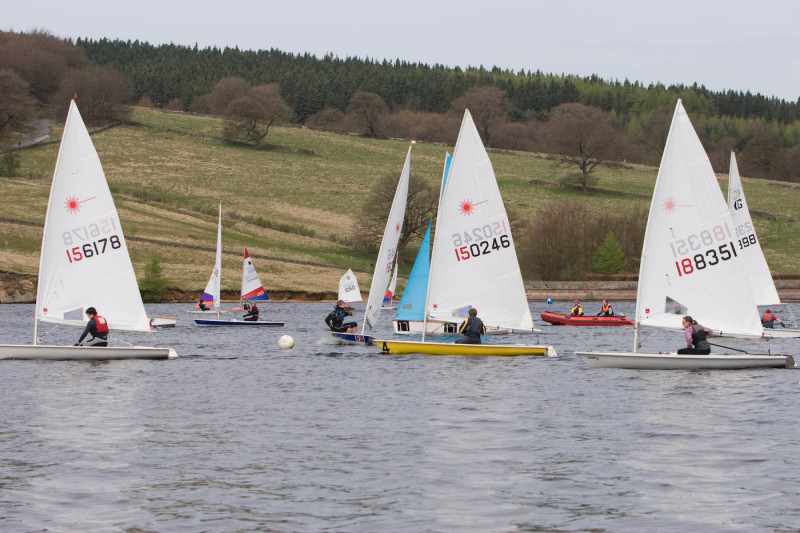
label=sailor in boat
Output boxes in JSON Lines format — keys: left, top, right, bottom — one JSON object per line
{"left": 243, "top": 302, "right": 260, "bottom": 322}
{"left": 74, "top": 307, "right": 109, "bottom": 347}
{"left": 325, "top": 300, "right": 357, "bottom": 333}
{"left": 596, "top": 299, "right": 615, "bottom": 317}
{"left": 455, "top": 308, "right": 486, "bottom": 344}
{"left": 677, "top": 315, "right": 713, "bottom": 355}
{"left": 198, "top": 297, "right": 209, "bottom": 311}
{"left": 570, "top": 300, "right": 584, "bottom": 317}
{"left": 761, "top": 309, "right": 784, "bottom": 328}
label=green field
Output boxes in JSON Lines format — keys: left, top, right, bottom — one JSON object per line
{"left": 2, "top": 107, "right": 799, "bottom": 296}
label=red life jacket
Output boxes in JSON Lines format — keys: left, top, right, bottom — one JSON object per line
{"left": 602, "top": 303, "right": 611, "bottom": 313}
{"left": 95, "top": 315, "right": 109, "bottom": 333}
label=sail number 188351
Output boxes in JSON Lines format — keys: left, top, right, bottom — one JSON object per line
{"left": 674, "top": 241, "right": 738, "bottom": 276}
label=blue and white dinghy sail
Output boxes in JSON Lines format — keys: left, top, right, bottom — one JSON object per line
{"left": 576, "top": 100, "right": 793, "bottom": 369}
{"left": 0, "top": 99, "right": 176, "bottom": 360}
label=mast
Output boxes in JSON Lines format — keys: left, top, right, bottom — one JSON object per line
{"left": 216, "top": 201, "right": 222, "bottom": 320}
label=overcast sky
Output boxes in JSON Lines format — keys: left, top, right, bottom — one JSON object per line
{"left": 6, "top": 0, "right": 799, "bottom": 102}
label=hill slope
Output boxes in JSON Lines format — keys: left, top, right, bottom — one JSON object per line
{"left": 2, "top": 108, "right": 798, "bottom": 299}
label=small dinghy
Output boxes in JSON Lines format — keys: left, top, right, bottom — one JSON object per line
{"left": 540, "top": 312, "right": 633, "bottom": 326}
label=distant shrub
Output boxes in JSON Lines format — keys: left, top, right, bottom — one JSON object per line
{"left": 139, "top": 253, "right": 169, "bottom": 302}
{"left": 0, "top": 152, "right": 21, "bottom": 177}
{"left": 591, "top": 231, "right": 626, "bottom": 274}
{"left": 519, "top": 199, "right": 645, "bottom": 280}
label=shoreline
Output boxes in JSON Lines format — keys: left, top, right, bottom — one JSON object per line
{"left": 4, "top": 271, "right": 800, "bottom": 303}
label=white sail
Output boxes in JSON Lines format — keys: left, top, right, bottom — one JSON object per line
{"left": 426, "top": 110, "right": 533, "bottom": 330}
{"left": 726, "top": 152, "right": 781, "bottom": 306}
{"left": 634, "top": 100, "right": 763, "bottom": 338}
{"left": 201, "top": 202, "right": 223, "bottom": 308}
{"left": 362, "top": 146, "right": 410, "bottom": 331}
{"left": 35, "top": 100, "right": 151, "bottom": 333}
{"left": 241, "top": 248, "right": 269, "bottom": 301}
{"left": 338, "top": 269, "right": 362, "bottom": 303}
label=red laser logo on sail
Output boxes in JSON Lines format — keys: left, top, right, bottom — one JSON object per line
{"left": 458, "top": 199, "right": 487, "bottom": 216}
{"left": 64, "top": 195, "right": 95, "bottom": 214}
{"left": 662, "top": 197, "right": 691, "bottom": 214}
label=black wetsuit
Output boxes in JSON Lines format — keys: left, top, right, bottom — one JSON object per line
{"left": 455, "top": 316, "right": 486, "bottom": 344}
{"left": 325, "top": 307, "right": 356, "bottom": 332}
{"left": 76, "top": 317, "right": 108, "bottom": 347}
{"left": 244, "top": 305, "right": 260, "bottom": 322}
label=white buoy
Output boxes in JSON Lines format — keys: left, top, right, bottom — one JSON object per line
{"left": 278, "top": 335, "right": 294, "bottom": 349}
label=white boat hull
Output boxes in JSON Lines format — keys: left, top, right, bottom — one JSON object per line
{"left": 392, "top": 319, "right": 513, "bottom": 335}
{"left": 0, "top": 344, "right": 177, "bottom": 360}
{"left": 762, "top": 328, "right": 800, "bottom": 339}
{"left": 575, "top": 350, "right": 793, "bottom": 370}
{"left": 148, "top": 316, "right": 177, "bottom": 328}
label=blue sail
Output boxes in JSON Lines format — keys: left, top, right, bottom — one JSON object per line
{"left": 394, "top": 221, "right": 431, "bottom": 321}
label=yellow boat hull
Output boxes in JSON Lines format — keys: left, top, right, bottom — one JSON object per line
{"left": 375, "top": 339, "right": 557, "bottom": 357}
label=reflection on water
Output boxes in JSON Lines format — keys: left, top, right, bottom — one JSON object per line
{"left": 0, "top": 301, "right": 799, "bottom": 532}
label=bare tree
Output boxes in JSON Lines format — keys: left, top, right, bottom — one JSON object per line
{"left": 346, "top": 91, "right": 388, "bottom": 136}
{"left": 354, "top": 171, "right": 438, "bottom": 261}
{"left": 207, "top": 76, "right": 250, "bottom": 115}
{"left": 305, "top": 107, "right": 345, "bottom": 131}
{"left": 0, "top": 30, "right": 85, "bottom": 104}
{"left": 632, "top": 104, "right": 673, "bottom": 164}
{"left": 450, "top": 86, "right": 510, "bottom": 146}
{"left": 740, "top": 132, "right": 789, "bottom": 180}
{"left": 222, "top": 83, "right": 291, "bottom": 145}
{"left": 0, "top": 69, "right": 36, "bottom": 138}
{"left": 546, "top": 103, "right": 617, "bottom": 193}
{"left": 55, "top": 65, "right": 133, "bottom": 124}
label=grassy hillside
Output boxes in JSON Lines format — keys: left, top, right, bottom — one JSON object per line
{"left": 2, "top": 108, "right": 799, "bottom": 298}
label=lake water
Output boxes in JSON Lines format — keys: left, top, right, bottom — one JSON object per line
{"left": 1, "top": 301, "right": 799, "bottom": 532}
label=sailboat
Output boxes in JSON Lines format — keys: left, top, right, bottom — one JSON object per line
{"left": 337, "top": 268, "right": 362, "bottom": 303}
{"left": 331, "top": 146, "right": 411, "bottom": 345}
{"left": 727, "top": 152, "right": 800, "bottom": 338}
{"left": 375, "top": 110, "right": 556, "bottom": 357}
{"left": 187, "top": 205, "right": 228, "bottom": 315}
{"left": 576, "top": 100, "right": 793, "bottom": 369}
{"left": 0, "top": 100, "right": 176, "bottom": 360}
{"left": 381, "top": 256, "right": 398, "bottom": 309}
{"left": 194, "top": 204, "right": 283, "bottom": 327}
